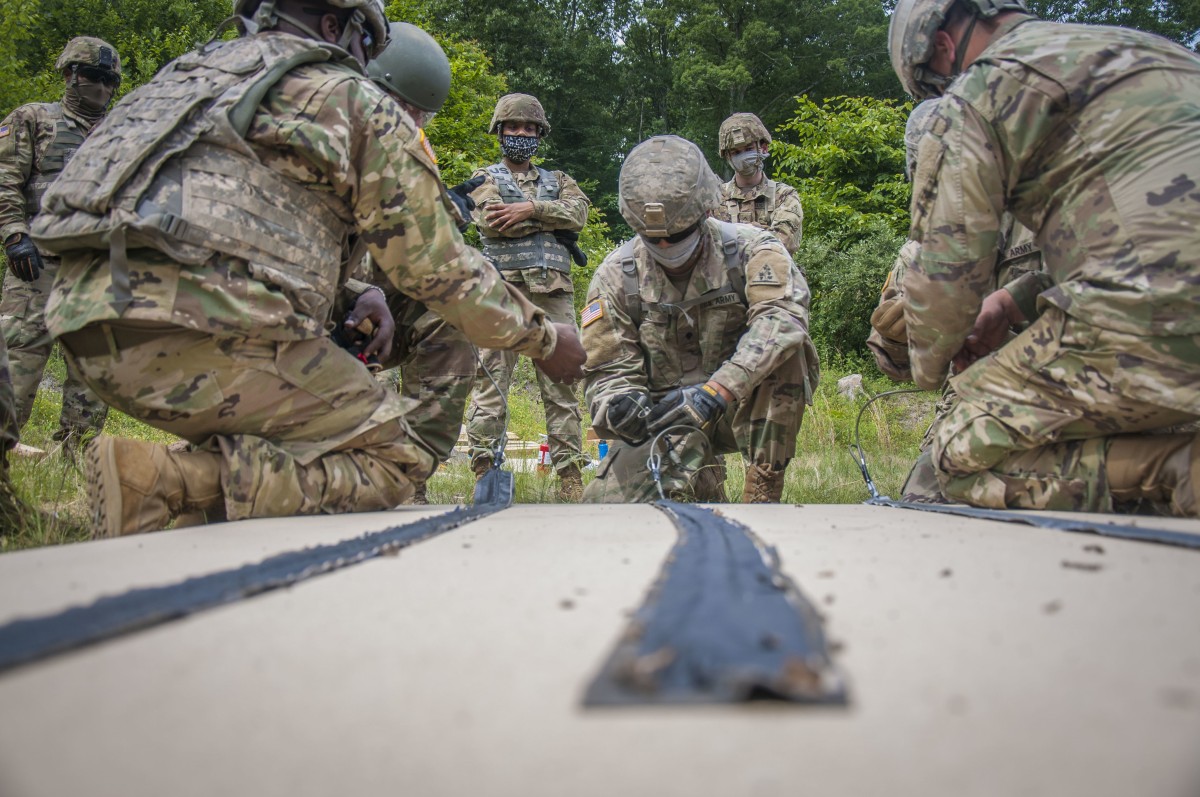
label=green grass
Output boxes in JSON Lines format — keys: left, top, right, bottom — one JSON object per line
{"left": 3, "top": 352, "right": 936, "bottom": 551}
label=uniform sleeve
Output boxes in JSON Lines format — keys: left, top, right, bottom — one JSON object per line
{"left": 866, "top": 239, "right": 920, "bottom": 382}
{"left": 711, "top": 234, "right": 814, "bottom": 401}
{"left": 769, "top": 182, "right": 804, "bottom": 256}
{"left": 0, "top": 107, "right": 37, "bottom": 243}
{"left": 581, "top": 255, "right": 650, "bottom": 435}
{"left": 904, "top": 95, "right": 1006, "bottom": 390}
{"left": 531, "top": 171, "right": 589, "bottom": 232}
{"left": 1002, "top": 269, "right": 1055, "bottom": 323}
{"left": 345, "top": 91, "right": 554, "bottom": 358}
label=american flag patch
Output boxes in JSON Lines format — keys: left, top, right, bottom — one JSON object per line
{"left": 0, "top": 125, "right": 10, "bottom": 139}
{"left": 580, "top": 299, "right": 604, "bottom": 328}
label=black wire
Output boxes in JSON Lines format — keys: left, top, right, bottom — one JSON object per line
{"left": 849, "top": 387, "right": 925, "bottom": 500}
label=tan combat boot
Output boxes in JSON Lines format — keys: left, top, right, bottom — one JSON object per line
{"left": 742, "top": 461, "right": 787, "bottom": 503}
{"left": 1106, "top": 433, "right": 1200, "bottom": 517}
{"left": 472, "top": 457, "right": 493, "bottom": 482}
{"left": 557, "top": 464, "right": 583, "bottom": 503}
{"left": 86, "top": 436, "right": 224, "bottom": 537}
{"left": 407, "top": 479, "right": 429, "bottom": 505}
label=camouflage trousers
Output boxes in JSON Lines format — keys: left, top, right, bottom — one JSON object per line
{"left": 384, "top": 297, "right": 476, "bottom": 464}
{"left": 1, "top": 260, "right": 108, "bottom": 441}
{"left": 583, "top": 347, "right": 809, "bottom": 503}
{"left": 61, "top": 322, "right": 435, "bottom": 521}
{"left": 0, "top": 333, "right": 15, "bottom": 454}
{"left": 466, "top": 287, "right": 583, "bottom": 472}
{"left": 929, "top": 307, "right": 1200, "bottom": 513}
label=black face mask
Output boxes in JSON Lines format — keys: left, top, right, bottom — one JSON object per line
{"left": 500, "top": 134, "right": 540, "bottom": 163}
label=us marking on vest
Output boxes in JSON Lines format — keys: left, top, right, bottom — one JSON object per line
{"left": 581, "top": 298, "right": 605, "bottom": 328}
{"left": 584, "top": 501, "right": 847, "bottom": 706}
{"left": 751, "top": 263, "right": 781, "bottom": 286}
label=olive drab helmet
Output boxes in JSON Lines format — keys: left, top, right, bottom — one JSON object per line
{"left": 366, "top": 22, "right": 451, "bottom": 112}
{"left": 718, "top": 112, "right": 771, "bottom": 157}
{"left": 904, "top": 97, "right": 940, "bottom": 179}
{"left": 233, "top": 0, "right": 390, "bottom": 59}
{"left": 488, "top": 93, "right": 551, "bottom": 137}
{"left": 888, "top": 0, "right": 1030, "bottom": 99}
{"left": 55, "top": 36, "right": 122, "bottom": 83}
{"left": 619, "top": 135, "right": 722, "bottom": 237}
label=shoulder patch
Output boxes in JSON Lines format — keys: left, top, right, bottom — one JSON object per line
{"left": 419, "top": 128, "right": 437, "bottom": 164}
{"left": 751, "top": 263, "right": 781, "bottom": 286}
{"left": 0, "top": 125, "right": 10, "bottom": 139}
{"left": 581, "top": 299, "right": 605, "bottom": 328}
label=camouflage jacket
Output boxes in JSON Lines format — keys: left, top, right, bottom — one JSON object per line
{"left": 470, "top": 163, "right": 590, "bottom": 293}
{"left": 906, "top": 17, "right": 1200, "bottom": 389}
{"left": 583, "top": 220, "right": 818, "bottom": 433}
{"left": 715, "top": 177, "right": 804, "bottom": 255}
{"left": 868, "top": 217, "right": 1045, "bottom": 382}
{"left": 35, "top": 33, "right": 555, "bottom": 358}
{"left": 0, "top": 101, "right": 95, "bottom": 244}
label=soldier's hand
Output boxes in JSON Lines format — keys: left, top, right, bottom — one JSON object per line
{"left": 645, "top": 382, "right": 729, "bottom": 435}
{"left": 534, "top": 322, "right": 586, "bottom": 384}
{"left": 605, "top": 393, "right": 652, "bottom": 445}
{"left": 345, "top": 287, "right": 395, "bottom": 360}
{"left": 446, "top": 175, "right": 486, "bottom": 231}
{"left": 485, "top": 200, "right": 535, "bottom": 232}
{"left": 4, "top": 234, "right": 43, "bottom": 282}
{"left": 953, "top": 289, "right": 1025, "bottom": 372}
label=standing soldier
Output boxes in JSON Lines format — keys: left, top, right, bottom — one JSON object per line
{"left": 0, "top": 37, "right": 119, "bottom": 450}
{"left": 0, "top": 335, "right": 26, "bottom": 530}
{"left": 582, "top": 135, "right": 819, "bottom": 503}
{"left": 465, "top": 93, "right": 590, "bottom": 501}
{"left": 889, "top": 0, "right": 1200, "bottom": 515}
{"left": 713, "top": 113, "right": 804, "bottom": 256}
{"left": 31, "top": 0, "right": 585, "bottom": 536}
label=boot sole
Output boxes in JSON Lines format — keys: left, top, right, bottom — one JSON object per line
{"left": 84, "top": 438, "right": 123, "bottom": 538}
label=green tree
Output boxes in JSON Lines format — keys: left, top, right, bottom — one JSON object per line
{"left": 1028, "top": 0, "right": 1200, "bottom": 49}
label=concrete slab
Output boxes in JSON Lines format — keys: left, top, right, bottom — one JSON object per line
{"left": 0, "top": 504, "right": 1197, "bottom": 797}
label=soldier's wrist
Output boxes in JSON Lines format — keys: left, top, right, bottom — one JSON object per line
{"left": 536, "top": 319, "right": 558, "bottom": 359}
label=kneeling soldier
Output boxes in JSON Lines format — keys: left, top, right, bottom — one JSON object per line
{"left": 582, "top": 135, "right": 820, "bottom": 503}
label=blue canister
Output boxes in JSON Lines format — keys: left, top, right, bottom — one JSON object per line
{"left": 598, "top": 440, "right": 609, "bottom": 460}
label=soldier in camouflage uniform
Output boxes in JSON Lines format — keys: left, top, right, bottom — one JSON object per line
{"left": 889, "top": 0, "right": 1200, "bottom": 516}
{"left": 712, "top": 113, "right": 804, "bottom": 256}
{"left": 355, "top": 22, "right": 479, "bottom": 504}
{"left": 465, "top": 93, "right": 591, "bottom": 501}
{"left": 867, "top": 97, "right": 1043, "bottom": 501}
{"left": 582, "top": 135, "right": 819, "bottom": 504}
{"left": 0, "top": 37, "right": 119, "bottom": 449}
{"left": 0, "top": 335, "right": 26, "bottom": 531}
{"left": 30, "top": 0, "right": 586, "bottom": 536}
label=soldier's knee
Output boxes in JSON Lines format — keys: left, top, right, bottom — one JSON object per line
{"left": 930, "top": 400, "right": 1022, "bottom": 479}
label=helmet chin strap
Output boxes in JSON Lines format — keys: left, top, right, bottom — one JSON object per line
{"left": 950, "top": 13, "right": 980, "bottom": 77}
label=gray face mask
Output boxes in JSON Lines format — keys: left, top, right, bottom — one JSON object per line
{"left": 730, "top": 149, "right": 765, "bottom": 178}
{"left": 642, "top": 229, "right": 702, "bottom": 270}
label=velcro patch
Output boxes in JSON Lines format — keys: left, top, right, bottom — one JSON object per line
{"left": 581, "top": 299, "right": 605, "bottom": 328}
{"left": 0, "top": 125, "right": 10, "bottom": 139}
{"left": 751, "top": 263, "right": 781, "bottom": 286}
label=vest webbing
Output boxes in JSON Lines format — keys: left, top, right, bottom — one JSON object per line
{"left": 724, "top": 179, "right": 776, "bottom": 222}
{"left": 481, "top": 163, "right": 570, "bottom": 273}
{"left": 23, "top": 108, "right": 86, "bottom": 219}
{"left": 620, "top": 221, "right": 747, "bottom": 328}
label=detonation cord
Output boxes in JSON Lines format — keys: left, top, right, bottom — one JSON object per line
{"left": 645, "top": 423, "right": 714, "bottom": 501}
{"left": 849, "top": 387, "right": 924, "bottom": 501}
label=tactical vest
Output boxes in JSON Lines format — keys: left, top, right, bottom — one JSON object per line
{"left": 723, "top": 179, "right": 776, "bottom": 227}
{"left": 480, "top": 163, "right": 571, "bottom": 274}
{"left": 33, "top": 34, "right": 358, "bottom": 324}
{"left": 22, "top": 106, "right": 86, "bottom": 220}
{"left": 619, "top": 220, "right": 747, "bottom": 328}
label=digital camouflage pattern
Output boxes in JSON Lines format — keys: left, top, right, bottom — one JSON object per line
{"left": 0, "top": 334, "right": 15, "bottom": 452}
{"left": 582, "top": 220, "right": 819, "bottom": 502}
{"left": 715, "top": 178, "right": 804, "bottom": 255}
{"left": 619, "top": 136, "right": 721, "bottom": 236}
{"left": 466, "top": 162, "right": 590, "bottom": 472}
{"left": 32, "top": 32, "right": 557, "bottom": 523}
{"left": 0, "top": 99, "right": 109, "bottom": 442}
{"left": 905, "top": 18, "right": 1200, "bottom": 514}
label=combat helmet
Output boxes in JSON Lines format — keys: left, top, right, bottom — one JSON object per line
{"left": 903, "top": 97, "right": 940, "bottom": 178}
{"left": 619, "top": 135, "right": 721, "bottom": 237}
{"left": 718, "top": 112, "right": 771, "bottom": 157}
{"left": 488, "top": 93, "right": 551, "bottom": 137}
{"left": 888, "top": 0, "right": 1029, "bottom": 99}
{"left": 55, "top": 37, "right": 121, "bottom": 85}
{"left": 367, "top": 22, "right": 451, "bottom": 112}
{"left": 234, "top": 0, "right": 390, "bottom": 59}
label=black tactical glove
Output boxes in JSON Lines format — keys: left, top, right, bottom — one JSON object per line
{"left": 446, "top": 175, "right": 486, "bottom": 231}
{"left": 645, "top": 383, "right": 728, "bottom": 435}
{"left": 604, "top": 392, "right": 652, "bottom": 445}
{"left": 4, "top": 234, "right": 43, "bottom": 282}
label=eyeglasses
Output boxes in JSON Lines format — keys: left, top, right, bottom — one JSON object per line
{"left": 640, "top": 222, "right": 701, "bottom": 246}
{"left": 74, "top": 65, "right": 120, "bottom": 88}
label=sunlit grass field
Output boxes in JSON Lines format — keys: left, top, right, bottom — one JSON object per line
{"left": 3, "top": 348, "right": 935, "bottom": 551}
